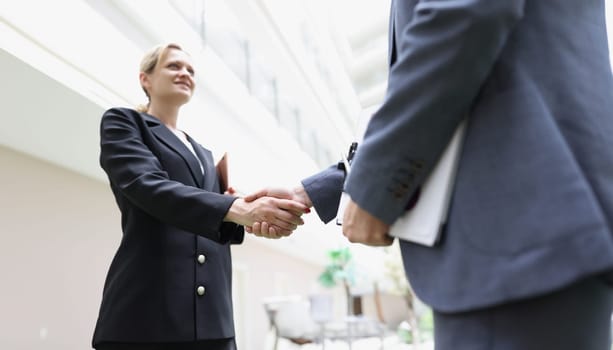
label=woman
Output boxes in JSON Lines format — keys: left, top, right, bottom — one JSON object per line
{"left": 92, "top": 43, "right": 308, "bottom": 350}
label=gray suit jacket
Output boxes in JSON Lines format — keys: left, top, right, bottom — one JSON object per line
{"left": 305, "top": 0, "right": 613, "bottom": 312}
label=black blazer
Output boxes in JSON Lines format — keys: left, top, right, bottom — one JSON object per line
{"left": 92, "top": 108, "right": 244, "bottom": 346}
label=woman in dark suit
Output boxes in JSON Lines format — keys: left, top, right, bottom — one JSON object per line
{"left": 92, "top": 43, "right": 308, "bottom": 350}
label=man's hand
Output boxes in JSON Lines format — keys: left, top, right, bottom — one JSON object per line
{"left": 224, "top": 196, "right": 309, "bottom": 238}
{"left": 243, "top": 186, "right": 313, "bottom": 238}
{"left": 342, "top": 198, "right": 393, "bottom": 246}
{"left": 244, "top": 186, "right": 313, "bottom": 208}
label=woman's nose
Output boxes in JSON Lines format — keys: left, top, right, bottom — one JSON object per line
{"left": 179, "top": 68, "right": 188, "bottom": 76}
{"left": 178, "top": 67, "right": 192, "bottom": 77}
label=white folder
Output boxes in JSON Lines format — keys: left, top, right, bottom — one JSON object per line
{"left": 389, "top": 121, "right": 466, "bottom": 246}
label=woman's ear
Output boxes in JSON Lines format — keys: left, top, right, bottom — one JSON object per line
{"left": 139, "top": 72, "right": 150, "bottom": 94}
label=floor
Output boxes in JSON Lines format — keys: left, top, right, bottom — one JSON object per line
{"left": 269, "top": 334, "right": 434, "bottom": 350}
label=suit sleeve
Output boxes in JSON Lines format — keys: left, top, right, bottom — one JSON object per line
{"left": 100, "top": 108, "right": 240, "bottom": 243}
{"left": 345, "top": 0, "right": 525, "bottom": 224}
{"left": 302, "top": 165, "right": 345, "bottom": 224}
{"left": 220, "top": 222, "right": 245, "bottom": 245}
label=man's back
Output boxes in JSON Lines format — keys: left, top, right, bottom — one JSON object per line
{"left": 391, "top": 0, "right": 613, "bottom": 312}
{"left": 301, "top": 1, "right": 613, "bottom": 348}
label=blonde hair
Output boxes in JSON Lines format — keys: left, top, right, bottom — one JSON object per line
{"left": 136, "top": 43, "right": 185, "bottom": 113}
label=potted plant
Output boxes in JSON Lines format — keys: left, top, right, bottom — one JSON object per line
{"left": 318, "top": 247, "right": 356, "bottom": 315}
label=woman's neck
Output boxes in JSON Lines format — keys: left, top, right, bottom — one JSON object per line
{"left": 147, "top": 101, "right": 180, "bottom": 129}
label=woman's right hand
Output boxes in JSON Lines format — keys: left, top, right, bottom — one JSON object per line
{"left": 224, "top": 196, "right": 308, "bottom": 238}
{"left": 242, "top": 186, "right": 313, "bottom": 238}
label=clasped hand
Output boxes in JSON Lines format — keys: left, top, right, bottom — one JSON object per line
{"left": 239, "top": 187, "right": 311, "bottom": 239}
{"left": 225, "top": 187, "right": 309, "bottom": 239}
{"left": 242, "top": 186, "right": 393, "bottom": 246}
{"left": 342, "top": 199, "right": 393, "bottom": 246}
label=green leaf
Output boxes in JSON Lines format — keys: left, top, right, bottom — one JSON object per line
{"left": 319, "top": 248, "right": 356, "bottom": 287}
{"left": 318, "top": 270, "right": 336, "bottom": 288}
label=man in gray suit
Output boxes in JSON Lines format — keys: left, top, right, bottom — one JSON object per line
{"left": 248, "top": 0, "right": 613, "bottom": 348}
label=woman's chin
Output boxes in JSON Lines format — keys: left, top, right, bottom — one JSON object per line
{"left": 174, "top": 93, "right": 192, "bottom": 106}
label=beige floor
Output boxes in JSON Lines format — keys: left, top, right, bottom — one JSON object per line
{"left": 271, "top": 334, "right": 434, "bottom": 350}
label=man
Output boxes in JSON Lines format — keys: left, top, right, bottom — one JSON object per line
{"left": 249, "top": 1, "right": 613, "bottom": 348}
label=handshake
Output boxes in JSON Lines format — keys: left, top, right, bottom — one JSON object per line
{"left": 224, "top": 185, "right": 313, "bottom": 239}
{"left": 224, "top": 184, "right": 393, "bottom": 246}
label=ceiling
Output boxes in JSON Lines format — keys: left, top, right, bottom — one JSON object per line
{"left": 323, "top": 0, "right": 391, "bottom": 108}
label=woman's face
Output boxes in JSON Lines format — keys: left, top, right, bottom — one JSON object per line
{"left": 142, "top": 48, "right": 195, "bottom": 106}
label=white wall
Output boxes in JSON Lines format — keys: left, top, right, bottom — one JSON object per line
{"left": 0, "top": 146, "right": 118, "bottom": 349}
{"left": 0, "top": 146, "right": 327, "bottom": 350}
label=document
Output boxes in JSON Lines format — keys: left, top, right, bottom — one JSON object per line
{"left": 216, "top": 152, "right": 229, "bottom": 193}
{"left": 335, "top": 192, "right": 351, "bottom": 226}
{"left": 336, "top": 121, "right": 466, "bottom": 247}
{"left": 388, "top": 121, "right": 466, "bottom": 246}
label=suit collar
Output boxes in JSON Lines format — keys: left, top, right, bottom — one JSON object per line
{"left": 141, "top": 112, "right": 162, "bottom": 126}
{"left": 143, "top": 112, "right": 206, "bottom": 187}
{"left": 186, "top": 135, "right": 217, "bottom": 191}
{"left": 388, "top": 0, "right": 397, "bottom": 66}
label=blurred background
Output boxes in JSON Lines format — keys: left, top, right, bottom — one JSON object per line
{"left": 1, "top": 1, "right": 612, "bottom": 349}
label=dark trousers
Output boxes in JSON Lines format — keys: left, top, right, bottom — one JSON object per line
{"left": 95, "top": 338, "right": 236, "bottom": 350}
{"left": 433, "top": 276, "right": 613, "bottom": 350}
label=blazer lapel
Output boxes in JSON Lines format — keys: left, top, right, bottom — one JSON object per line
{"left": 143, "top": 113, "right": 205, "bottom": 187}
{"left": 388, "top": 0, "right": 397, "bottom": 66}
{"left": 187, "top": 136, "right": 218, "bottom": 191}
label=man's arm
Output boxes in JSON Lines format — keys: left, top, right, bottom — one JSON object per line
{"left": 301, "top": 165, "right": 345, "bottom": 223}
{"left": 346, "top": 1, "right": 526, "bottom": 225}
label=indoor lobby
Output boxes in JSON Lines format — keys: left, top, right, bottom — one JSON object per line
{"left": 2, "top": 1, "right": 613, "bottom": 349}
